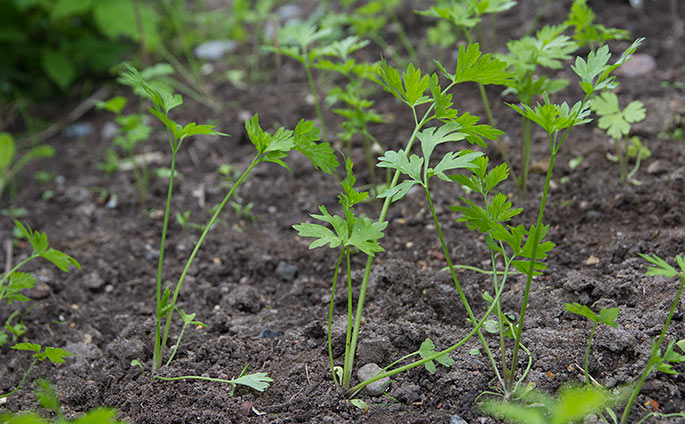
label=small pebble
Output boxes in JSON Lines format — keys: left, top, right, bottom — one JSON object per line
{"left": 101, "top": 121, "right": 119, "bottom": 139}
{"left": 82, "top": 271, "right": 105, "bottom": 291}
{"left": 276, "top": 261, "right": 298, "bottom": 281}
{"left": 618, "top": 54, "right": 656, "bottom": 78}
{"left": 585, "top": 255, "right": 600, "bottom": 266}
{"left": 63, "top": 122, "right": 94, "bottom": 139}
{"left": 194, "top": 40, "right": 238, "bottom": 61}
{"left": 450, "top": 416, "right": 468, "bottom": 424}
{"left": 258, "top": 328, "right": 280, "bottom": 339}
{"left": 357, "top": 363, "right": 390, "bottom": 396}
{"left": 646, "top": 160, "right": 670, "bottom": 175}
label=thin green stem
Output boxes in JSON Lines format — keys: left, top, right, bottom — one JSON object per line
{"left": 154, "top": 375, "right": 237, "bottom": 385}
{"left": 491, "top": 248, "right": 510, "bottom": 385}
{"left": 520, "top": 116, "right": 531, "bottom": 196}
{"left": 159, "top": 156, "right": 260, "bottom": 362}
{"left": 620, "top": 273, "right": 684, "bottom": 424}
{"left": 343, "top": 81, "right": 459, "bottom": 387}
{"left": 585, "top": 322, "right": 597, "bottom": 386}
{"left": 424, "top": 186, "right": 505, "bottom": 390}
{"left": 0, "top": 357, "right": 38, "bottom": 398}
{"left": 342, "top": 248, "right": 354, "bottom": 387}
{"left": 346, "top": 256, "right": 508, "bottom": 398}
{"left": 165, "top": 321, "right": 189, "bottom": 367}
{"left": 507, "top": 147, "right": 556, "bottom": 390}
{"left": 1, "top": 254, "right": 37, "bottom": 289}
{"left": 303, "top": 60, "right": 328, "bottom": 143}
{"left": 328, "top": 249, "right": 345, "bottom": 384}
{"left": 152, "top": 142, "right": 177, "bottom": 373}
{"left": 477, "top": 83, "right": 495, "bottom": 126}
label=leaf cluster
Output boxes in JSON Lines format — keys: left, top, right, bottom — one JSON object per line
{"left": 565, "top": 0, "right": 630, "bottom": 47}
{"left": 590, "top": 91, "right": 646, "bottom": 140}
{"left": 377, "top": 122, "right": 485, "bottom": 202}
{"left": 418, "top": 338, "right": 455, "bottom": 374}
{"left": 293, "top": 157, "right": 386, "bottom": 257}
{"left": 571, "top": 38, "right": 644, "bottom": 96}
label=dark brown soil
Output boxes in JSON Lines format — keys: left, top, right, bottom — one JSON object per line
{"left": 1, "top": 1, "right": 684, "bottom": 423}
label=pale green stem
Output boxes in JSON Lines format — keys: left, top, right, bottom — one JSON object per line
{"left": 152, "top": 138, "right": 177, "bottom": 373}
{"left": 343, "top": 82, "right": 458, "bottom": 387}
{"left": 165, "top": 320, "right": 191, "bottom": 368}
{"left": 584, "top": 322, "right": 598, "bottom": 386}
{"left": 303, "top": 59, "right": 327, "bottom": 143}
{"left": 0, "top": 356, "right": 38, "bottom": 398}
{"left": 159, "top": 156, "right": 260, "bottom": 361}
{"left": 424, "top": 186, "right": 505, "bottom": 390}
{"left": 328, "top": 249, "right": 345, "bottom": 384}
{"left": 1, "top": 254, "right": 36, "bottom": 289}
{"left": 346, "top": 257, "right": 508, "bottom": 398}
{"left": 342, "top": 248, "right": 354, "bottom": 387}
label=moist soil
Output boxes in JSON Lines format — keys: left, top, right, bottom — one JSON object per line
{"left": 1, "top": 1, "right": 684, "bottom": 423}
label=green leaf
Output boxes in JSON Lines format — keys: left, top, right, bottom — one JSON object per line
{"left": 377, "top": 179, "right": 419, "bottom": 203}
{"left": 418, "top": 338, "right": 454, "bottom": 374}
{"left": 41, "top": 51, "right": 76, "bottom": 90}
{"left": 0, "top": 132, "right": 16, "bottom": 173}
{"left": 347, "top": 217, "right": 387, "bottom": 257}
{"left": 39, "top": 346, "right": 73, "bottom": 364}
{"left": 349, "top": 399, "right": 369, "bottom": 410}
{"left": 485, "top": 163, "right": 510, "bottom": 193}
{"left": 51, "top": 0, "right": 92, "bottom": 20}
{"left": 449, "top": 43, "right": 513, "bottom": 86}
{"left": 35, "top": 379, "right": 60, "bottom": 414}
{"left": 14, "top": 221, "right": 47, "bottom": 253}
{"left": 97, "top": 96, "right": 127, "bottom": 115}
{"left": 417, "top": 123, "right": 467, "bottom": 165}
{"left": 591, "top": 92, "right": 645, "bottom": 139}
{"left": 293, "top": 119, "right": 339, "bottom": 174}
{"left": 4, "top": 272, "right": 36, "bottom": 304}
{"left": 430, "top": 150, "right": 483, "bottom": 182}
{"left": 377, "top": 61, "right": 431, "bottom": 107}
{"left": 377, "top": 149, "right": 424, "bottom": 183}
{"left": 11, "top": 342, "right": 42, "bottom": 353}
{"left": 73, "top": 408, "right": 125, "bottom": 424}
{"left": 639, "top": 253, "right": 680, "bottom": 278}
{"left": 93, "top": 0, "right": 160, "bottom": 49}
{"left": 293, "top": 222, "right": 340, "bottom": 250}
{"left": 177, "top": 122, "right": 227, "bottom": 144}
{"left": 232, "top": 372, "right": 273, "bottom": 392}
{"left": 551, "top": 385, "right": 613, "bottom": 424}
{"left": 39, "top": 248, "right": 81, "bottom": 272}
{"left": 565, "top": 303, "right": 619, "bottom": 327}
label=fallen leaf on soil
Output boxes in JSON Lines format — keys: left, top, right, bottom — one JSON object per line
{"left": 585, "top": 255, "right": 600, "bottom": 266}
{"left": 644, "top": 399, "right": 659, "bottom": 411}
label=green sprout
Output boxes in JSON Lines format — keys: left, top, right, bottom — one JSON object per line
{"left": 0, "top": 132, "right": 55, "bottom": 201}
{"left": 564, "top": 303, "right": 620, "bottom": 386}
{"left": 590, "top": 91, "right": 648, "bottom": 182}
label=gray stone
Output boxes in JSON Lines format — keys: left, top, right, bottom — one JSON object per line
{"left": 356, "top": 337, "right": 389, "bottom": 364}
{"left": 63, "top": 122, "right": 94, "bottom": 139}
{"left": 194, "top": 40, "right": 237, "bottom": 61}
{"left": 101, "top": 121, "right": 119, "bottom": 139}
{"left": 65, "top": 342, "right": 102, "bottom": 372}
{"left": 394, "top": 383, "right": 421, "bottom": 403}
{"left": 357, "top": 363, "right": 390, "bottom": 396}
{"left": 450, "top": 416, "right": 468, "bottom": 424}
{"left": 596, "top": 326, "right": 637, "bottom": 353}
{"left": 647, "top": 160, "right": 671, "bottom": 175}
{"left": 258, "top": 328, "right": 280, "bottom": 339}
{"left": 106, "top": 337, "right": 144, "bottom": 366}
{"left": 82, "top": 271, "right": 105, "bottom": 291}
{"left": 224, "top": 284, "right": 263, "bottom": 313}
{"left": 617, "top": 53, "right": 655, "bottom": 78}
{"left": 276, "top": 261, "right": 298, "bottom": 281}
{"left": 65, "top": 186, "right": 90, "bottom": 203}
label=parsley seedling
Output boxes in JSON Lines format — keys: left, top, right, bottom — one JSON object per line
{"left": 294, "top": 157, "right": 387, "bottom": 387}
{"left": 590, "top": 91, "right": 648, "bottom": 182}
{"left": 564, "top": 303, "right": 620, "bottom": 386}
{"left": 418, "top": 0, "right": 517, "bottom": 125}
{"left": 122, "top": 65, "right": 337, "bottom": 394}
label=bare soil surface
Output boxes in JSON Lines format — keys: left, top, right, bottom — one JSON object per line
{"left": 1, "top": 0, "right": 684, "bottom": 423}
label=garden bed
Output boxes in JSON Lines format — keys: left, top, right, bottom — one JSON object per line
{"left": 1, "top": 0, "right": 684, "bottom": 423}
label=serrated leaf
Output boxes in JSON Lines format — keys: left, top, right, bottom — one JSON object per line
{"left": 377, "top": 179, "right": 419, "bottom": 203}
{"left": 551, "top": 385, "right": 614, "bottom": 424}
{"left": 11, "top": 342, "right": 42, "bottom": 353}
{"left": 232, "top": 372, "right": 273, "bottom": 392}
{"left": 40, "top": 347, "right": 72, "bottom": 364}
{"left": 417, "top": 123, "right": 467, "bottom": 165}
{"left": 348, "top": 217, "right": 387, "bottom": 257}
{"left": 293, "top": 222, "right": 342, "bottom": 250}
{"left": 5, "top": 272, "right": 36, "bottom": 304}
{"left": 639, "top": 253, "right": 679, "bottom": 278}
{"left": 40, "top": 248, "right": 81, "bottom": 272}
{"left": 377, "top": 149, "right": 424, "bottom": 182}
{"left": 377, "top": 61, "right": 431, "bottom": 107}
{"left": 293, "top": 119, "right": 338, "bottom": 174}
{"left": 430, "top": 150, "right": 483, "bottom": 182}
{"left": 485, "top": 163, "right": 510, "bottom": 193}
{"left": 450, "top": 43, "right": 513, "bottom": 85}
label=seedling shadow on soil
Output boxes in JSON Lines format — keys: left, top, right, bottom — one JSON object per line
{"left": 1, "top": 0, "right": 684, "bottom": 423}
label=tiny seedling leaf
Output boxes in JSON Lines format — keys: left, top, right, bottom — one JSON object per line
{"left": 639, "top": 253, "right": 680, "bottom": 278}
{"left": 449, "top": 43, "right": 513, "bottom": 86}
{"left": 0, "top": 133, "right": 16, "bottom": 173}
{"left": 40, "top": 347, "right": 73, "bottom": 364}
{"left": 293, "top": 119, "right": 339, "bottom": 174}
{"left": 232, "top": 372, "right": 273, "bottom": 392}
{"left": 350, "top": 399, "right": 369, "bottom": 410}
{"left": 565, "top": 303, "right": 619, "bottom": 328}
{"left": 39, "top": 248, "right": 81, "bottom": 272}
{"left": 418, "top": 338, "right": 454, "bottom": 374}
